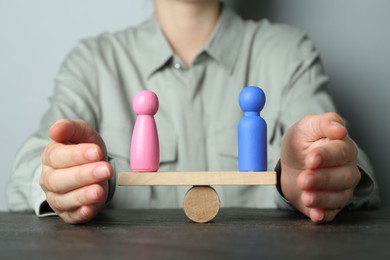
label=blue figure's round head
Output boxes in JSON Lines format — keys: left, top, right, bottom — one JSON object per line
{"left": 239, "top": 86, "right": 266, "bottom": 113}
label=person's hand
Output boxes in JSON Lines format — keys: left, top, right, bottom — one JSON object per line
{"left": 280, "top": 112, "right": 361, "bottom": 223}
{"left": 40, "top": 119, "right": 113, "bottom": 224}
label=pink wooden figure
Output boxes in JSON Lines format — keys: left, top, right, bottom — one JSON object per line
{"left": 130, "top": 90, "right": 160, "bottom": 172}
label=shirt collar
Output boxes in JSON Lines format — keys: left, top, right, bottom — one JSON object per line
{"left": 203, "top": 4, "right": 245, "bottom": 74}
{"left": 137, "top": 16, "right": 174, "bottom": 79}
{"left": 139, "top": 4, "right": 245, "bottom": 78}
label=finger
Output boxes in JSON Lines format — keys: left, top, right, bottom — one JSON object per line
{"left": 46, "top": 184, "right": 106, "bottom": 214}
{"left": 42, "top": 142, "right": 104, "bottom": 169}
{"left": 298, "top": 166, "right": 361, "bottom": 191}
{"left": 309, "top": 208, "right": 340, "bottom": 223}
{"left": 305, "top": 112, "right": 347, "bottom": 142}
{"left": 49, "top": 119, "right": 98, "bottom": 144}
{"left": 301, "top": 189, "right": 353, "bottom": 210}
{"left": 42, "top": 162, "right": 112, "bottom": 193}
{"left": 49, "top": 119, "right": 107, "bottom": 159}
{"left": 59, "top": 205, "right": 97, "bottom": 224}
{"left": 305, "top": 139, "right": 357, "bottom": 169}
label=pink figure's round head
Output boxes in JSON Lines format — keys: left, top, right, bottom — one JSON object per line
{"left": 132, "top": 90, "right": 159, "bottom": 115}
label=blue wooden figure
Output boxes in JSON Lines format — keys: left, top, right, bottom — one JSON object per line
{"left": 238, "top": 86, "right": 267, "bottom": 171}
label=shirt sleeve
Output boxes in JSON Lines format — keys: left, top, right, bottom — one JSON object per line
{"left": 348, "top": 144, "right": 381, "bottom": 209}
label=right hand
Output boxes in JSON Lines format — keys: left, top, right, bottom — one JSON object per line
{"left": 40, "top": 119, "right": 113, "bottom": 224}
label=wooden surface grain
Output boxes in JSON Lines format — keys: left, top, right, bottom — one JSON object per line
{"left": 1, "top": 208, "right": 389, "bottom": 259}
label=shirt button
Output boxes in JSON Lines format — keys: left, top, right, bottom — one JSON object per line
{"left": 173, "top": 63, "right": 182, "bottom": 70}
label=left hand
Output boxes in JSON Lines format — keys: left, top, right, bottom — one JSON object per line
{"left": 280, "top": 112, "right": 361, "bottom": 223}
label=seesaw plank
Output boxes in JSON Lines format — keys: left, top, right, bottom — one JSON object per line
{"left": 118, "top": 171, "right": 276, "bottom": 186}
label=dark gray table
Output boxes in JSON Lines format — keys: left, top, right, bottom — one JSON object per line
{"left": 1, "top": 208, "right": 389, "bottom": 259}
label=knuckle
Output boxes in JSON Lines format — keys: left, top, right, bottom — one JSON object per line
{"left": 352, "top": 147, "right": 358, "bottom": 162}
{"left": 39, "top": 174, "right": 48, "bottom": 192}
{"left": 300, "top": 114, "right": 315, "bottom": 128}
{"left": 302, "top": 192, "right": 317, "bottom": 207}
{"left": 346, "top": 138, "right": 358, "bottom": 159}
{"left": 77, "top": 120, "right": 96, "bottom": 140}
{"left": 314, "top": 194, "right": 323, "bottom": 207}
{"left": 39, "top": 176, "right": 45, "bottom": 190}
{"left": 344, "top": 174, "right": 353, "bottom": 190}
{"left": 69, "top": 148, "right": 82, "bottom": 165}
{"left": 73, "top": 166, "right": 87, "bottom": 185}
{"left": 42, "top": 144, "right": 53, "bottom": 166}
{"left": 321, "top": 173, "right": 331, "bottom": 190}
{"left": 343, "top": 190, "right": 353, "bottom": 205}
{"left": 45, "top": 173, "right": 60, "bottom": 193}
{"left": 48, "top": 152, "right": 57, "bottom": 168}
{"left": 355, "top": 168, "right": 362, "bottom": 186}
{"left": 76, "top": 188, "right": 88, "bottom": 206}
{"left": 43, "top": 143, "right": 60, "bottom": 168}
{"left": 327, "top": 112, "right": 343, "bottom": 123}
{"left": 327, "top": 112, "right": 338, "bottom": 118}
{"left": 302, "top": 114, "right": 315, "bottom": 122}
{"left": 345, "top": 166, "right": 361, "bottom": 189}
{"left": 339, "top": 142, "right": 348, "bottom": 163}
{"left": 344, "top": 170, "right": 355, "bottom": 189}
{"left": 39, "top": 169, "right": 48, "bottom": 190}
{"left": 48, "top": 194, "right": 65, "bottom": 212}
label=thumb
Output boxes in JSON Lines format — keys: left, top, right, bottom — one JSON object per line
{"left": 281, "top": 113, "right": 347, "bottom": 165}
{"left": 49, "top": 119, "right": 107, "bottom": 158}
{"left": 305, "top": 112, "right": 347, "bottom": 142}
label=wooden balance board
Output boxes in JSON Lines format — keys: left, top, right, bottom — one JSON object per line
{"left": 118, "top": 171, "right": 277, "bottom": 223}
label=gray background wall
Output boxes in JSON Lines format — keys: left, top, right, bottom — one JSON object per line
{"left": 1, "top": 0, "right": 389, "bottom": 211}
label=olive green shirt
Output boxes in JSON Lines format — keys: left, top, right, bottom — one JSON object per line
{"left": 7, "top": 5, "right": 379, "bottom": 215}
